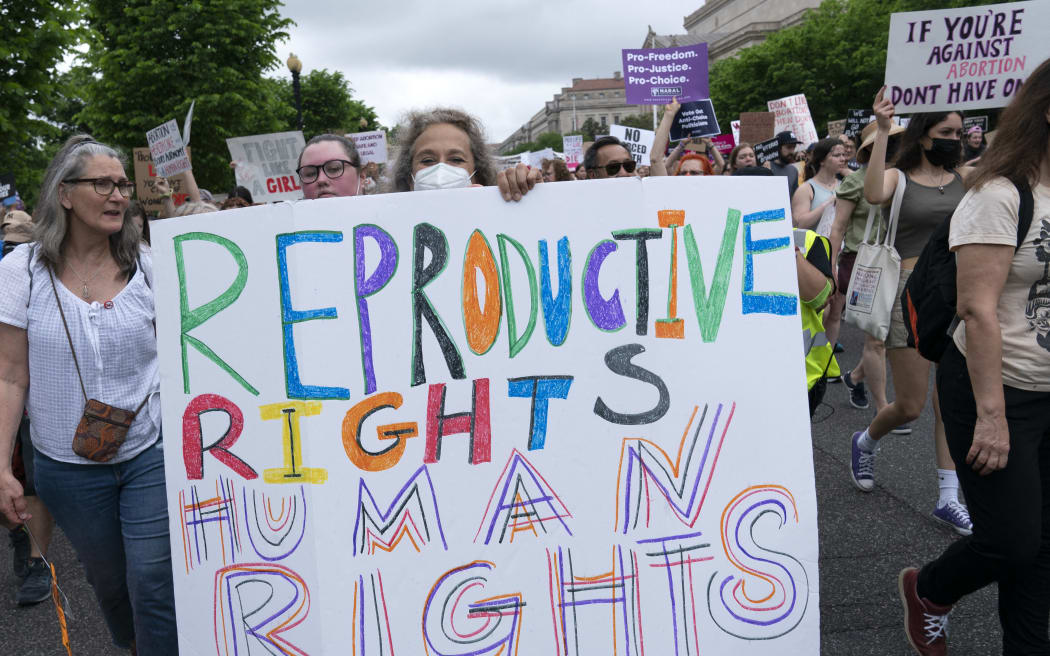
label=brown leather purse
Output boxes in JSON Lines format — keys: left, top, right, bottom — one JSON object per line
{"left": 49, "top": 268, "right": 149, "bottom": 462}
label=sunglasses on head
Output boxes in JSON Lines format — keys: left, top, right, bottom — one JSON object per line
{"left": 603, "top": 160, "right": 636, "bottom": 176}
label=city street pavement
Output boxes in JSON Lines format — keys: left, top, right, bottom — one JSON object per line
{"left": 0, "top": 322, "right": 1006, "bottom": 655}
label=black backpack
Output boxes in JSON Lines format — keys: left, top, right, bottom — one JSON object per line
{"left": 901, "top": 179, "right": 1033, "bottom": 363}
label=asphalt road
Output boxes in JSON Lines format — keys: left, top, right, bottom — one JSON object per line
{"left": 0, "top": 321, "right": 1008, "bottom": 655}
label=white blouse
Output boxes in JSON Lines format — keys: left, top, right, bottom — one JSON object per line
{"left": 0, "top": 244, "right": 161, "bottom": 464}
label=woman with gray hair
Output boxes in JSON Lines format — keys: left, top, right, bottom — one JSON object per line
{"left": 391, "top": 107, "right": 541, "bottom": 201}
{"left": 0, "top": 135, "right": 176, "bottom": 654}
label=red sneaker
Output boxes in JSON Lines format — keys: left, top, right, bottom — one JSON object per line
{"left": 898, "top": 567, "right": 951, "bottom": 655}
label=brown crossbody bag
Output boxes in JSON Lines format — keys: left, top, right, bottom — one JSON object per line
{"left": 48, "top": 268, "right": 149, "bottom": 462}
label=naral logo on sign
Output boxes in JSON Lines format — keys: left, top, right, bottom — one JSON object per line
{"left": 652, "top": 86, "right": 682, "bottom": 97}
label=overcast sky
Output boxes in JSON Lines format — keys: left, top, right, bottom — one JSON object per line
{"left": 279, "top": 1, "right": 700, "bottom": 143}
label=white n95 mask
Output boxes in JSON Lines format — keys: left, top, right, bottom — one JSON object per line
{"left": 413, "top": 163, "right": 474, "bottom": 191}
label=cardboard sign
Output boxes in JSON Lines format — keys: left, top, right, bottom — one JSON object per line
{"left": 845, "top": 109, "right": 874, "bottom": 139}
{"left": 609, "top": 124, "right": 654, "bottom": 166}
{"left": 349, "top": 130, "right": 388, "bottom": 164}
{"left": 754, "top": 137, "right": 781, "bottom": 165}
{"left": 826, "top": 119, "right": 847, "bottom": 138}
{"left": 767, "top": 95, "right": 819, "bottom": 146}
{"left": 731, "top": 120, "right": 741, "bottom": 143}
{"left": 151, "top": 176, "right": 820, "bottom": 655}
{"left": 563, "top": 135, "right": 583, "bottom": 167}
{"left": 132, "top": 147, "right": 193, "bottom": 215}
{"left": 738, "top": 112, "right": 776, "bottom": 146}
{"left": 710, "top": 134, "right": 737, "bottom": 157}
{"left": 963, "top": 115, "right": 989, "bottom": 132}
{"left": 146, "top": 119, "right": 192, "bottom": 178}
{"left": 226, "top": 131, "right": 307, "bottom": 203}
{"left": 670, "top": 100, "right": 720, "bottom": 141}
{"left": 621, "top": 44, "right": 709, "bottom": 104}
{"left": 0, "top": 173, "right": 16, "bottom": 202}
{"left": 885, "top": 1, "right": 1050, "bottom": 112}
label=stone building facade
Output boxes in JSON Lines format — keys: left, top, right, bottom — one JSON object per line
{"left": 498, "top": 72, "right": 647, "bottom": 154}
{"left": 644, "top": 0, "right": 823, "bottom": 62}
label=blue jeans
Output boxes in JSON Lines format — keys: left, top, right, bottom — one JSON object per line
{"left": 34, "top": 440, "right": 177, "bottom": 655}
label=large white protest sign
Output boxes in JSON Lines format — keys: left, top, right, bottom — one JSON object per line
{"left": 610, "top": 124, "right": 654, "bottom": 166}
{"left": 147, "top": 119, "right": 192, "bottom": 178}
{"left": 152, "top": 177, "right": 820, "bottom": 655}
{"left": 885, "top": 1, "right": 1050, "bottom": 112}
{"left": 349, "top": 130, "right": 388, "bottom": 164}
{"left": 767, "top": 95, "right": 819, "bottom": 146}
{"left": 563, "top": 135, "right": 583, "bottom": 167}
{"left": 226, "top": 130, "right": 306, "bottom": 203}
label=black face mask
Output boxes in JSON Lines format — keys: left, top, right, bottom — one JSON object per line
{"left": 924, "top": 138, "right": 961, "bottom": 168}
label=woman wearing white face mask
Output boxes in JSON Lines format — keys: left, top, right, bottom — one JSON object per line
{"left": 391, "top": 108, "right": 541, "bottom": 200}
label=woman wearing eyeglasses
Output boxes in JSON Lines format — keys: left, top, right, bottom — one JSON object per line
{"left": 297, "top": 133, "right": 367, "bottom": 199}
{"left": 0, "top": 135, "right": 176, "bottom": 654}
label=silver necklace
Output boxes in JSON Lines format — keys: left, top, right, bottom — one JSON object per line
{"left": 65, "top": 258, "right": 106, "bottom": 299}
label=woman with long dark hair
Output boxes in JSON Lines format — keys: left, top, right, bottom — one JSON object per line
{"left": 898, "top": 57, "right": 1050, "bottom": 656}
{"left": 792, "top": 137, "right": 848, "bottom": 235}
{"left": 851, "top": 89, "right": 976, "bottom": 537}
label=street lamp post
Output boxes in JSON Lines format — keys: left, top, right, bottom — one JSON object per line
{"left": 287, "top": 53, "right": 303, "bottom": 132}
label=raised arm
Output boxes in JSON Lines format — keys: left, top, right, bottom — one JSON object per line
{"left": 0, "top": 323, "right": 29, "bottom": 526}
{"left": 650, "top": 98, "right": 680, "bottom": 177}
{"left": 864, "top": 87, "right": 900, "bottom": 205}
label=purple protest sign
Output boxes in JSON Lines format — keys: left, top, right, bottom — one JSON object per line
{"left": 621, "top": 44, "right": 709, "bottom": 105}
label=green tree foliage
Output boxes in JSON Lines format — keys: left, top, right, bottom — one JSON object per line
{"left": 0, "top": 1, "right": 85, "bottom": 208}
{"left": 507, "top": 141, "right": 537, "bottom": 155}
{"left": 264, "top": 69, "right": 381, "bottom": 138}
{"left": 534, "top": 132, "right": 564, "bottom": 150}
{"left": 79, "top": 0, "right": 293, "bottom": 193}
{"left": 578, "top": 117, "right": 604, "bottom": 141}
{"left": 709, "top": 0, "right": 1003, "bottom": 136}
{"left": 616, "top": 113, "right": 657, "bottom": 131}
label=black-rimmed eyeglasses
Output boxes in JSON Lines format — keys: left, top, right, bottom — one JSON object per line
{"left": 64, "top": 178, "right": 136, "bottom": 198}
{"left": 296, "top": 159, "right": 356, "bottom": 184}
{"left": 603, "top": 160, "right": 636, "bottom": 176}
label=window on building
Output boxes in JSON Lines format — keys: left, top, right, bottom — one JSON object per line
{"left": 583, "top": 93, "right": 589, "bottom": 99}
{"left": 600, "top": 116, "right": 607, "bottom": 127}
{"left": 614, "top": 115, "right": 621, "bottom": 123}
{"left": 599, "top": 92, "right": 605, "bottom": 98}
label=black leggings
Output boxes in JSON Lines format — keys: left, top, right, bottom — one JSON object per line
{"left": 918, "top": 343, "right": 1050, "bottom": 655}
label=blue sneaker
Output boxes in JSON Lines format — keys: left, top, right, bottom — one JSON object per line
{"left": 842, "top": 370, "right": 870, "bottom": 410}
{"left": 932, "top": 500, "right": 972, "bottom": 536}
{"left": 850, "top": 431, "right": 876, "bottom": 492}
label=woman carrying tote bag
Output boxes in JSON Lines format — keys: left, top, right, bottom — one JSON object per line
{"left": 848, "top": 87, "right": 977, "bottom": 537}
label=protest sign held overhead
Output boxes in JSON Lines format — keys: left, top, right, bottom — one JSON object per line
{"left": 767, "top": 94, "right": 819, "bottom": 146}
{"left": 739, "top": 111, "right": 776, "bottom": 146}
{"left": 609, "top": 124, "right": 654, "bottom": 166}
{"left": 563, "top": 135, "right": 583, "bottom": 167}
{"left": 963, "top": 115, "right": 989, "bottom": 132}
{"left": 885, "top": 1, "right": 1050, "bottom": 112}
{"left": 226, "top": 130, "right": 307, "bottom": 203}
{"left": 845, "top": 109, "right": 874, "bottom": 139}
{"left": 670, "top": 99, "right": 720, "bottom": 141}
{"left": 133, "top": 147, "right": 193, "bottom": 215}
{"left": 754, "top": 137, "right": 781, "bottom": 165}
{"left": 151, "top": 176, "right": 820, "bottom": 655}
{"left": 827, "top": 119, "right": 846, "bottom": 137}
{"left": 710, "top": 134, "right": 736, "bottom": 157}
{"left": 147, "top": 119, "right": 192, "bottom": 178}
{"left": 349, "top": 130, "right": 388, "bottom": 164}
{"left": 0, "top": 173, "right": 16, "bottom": 203}
{"left": 730, "top": 119, "right": 741, "bottom": 143}
{"left": 621, "top": 44, "right": 709, "bottom": 104}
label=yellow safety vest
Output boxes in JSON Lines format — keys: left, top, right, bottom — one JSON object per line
{"left": 795, "top": 229, "right": 838, "bottom": 389}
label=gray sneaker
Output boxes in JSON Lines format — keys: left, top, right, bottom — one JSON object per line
{"left": 9, "top": 528, "right": 29, "bottom": 581}
{"left": 16, "top": 557, "right": 51, "bottom": 606}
